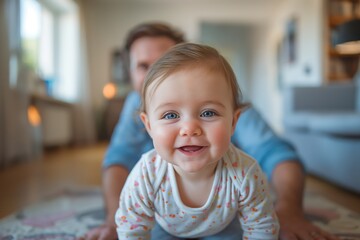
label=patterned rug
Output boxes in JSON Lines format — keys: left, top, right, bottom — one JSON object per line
{"left": 0, "top": 188, "right": 359, "bottom": 240}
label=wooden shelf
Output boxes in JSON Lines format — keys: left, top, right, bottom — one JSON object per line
{"left": 329, "top": 15, "right": 355, "bottom": 27}
{"left": 326, "top": 0, "right": 360, "bottom": 82}
{"left": 327, "top": 75, "right": 353, "bottom": 81}
{"left": 329, "top": 48, "right": 360, "bottom": 57}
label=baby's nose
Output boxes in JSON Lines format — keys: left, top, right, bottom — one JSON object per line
{"left": 179, "top": 121, "right": 202, "bottom": 136}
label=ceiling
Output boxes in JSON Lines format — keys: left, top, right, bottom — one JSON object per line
{"left": 97, "top": 0, "right": 282, "bottom": 3}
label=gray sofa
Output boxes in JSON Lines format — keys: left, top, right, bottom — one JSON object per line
{"left": 283, "top": 83, "right": 360, "bottom": 193}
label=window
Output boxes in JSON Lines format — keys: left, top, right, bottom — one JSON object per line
{"left": 20, "top": 0, "right": 55, "bottom": 95}
{"left": 19, "top": 0, "right": 79, "bottom": 102}
{"left": 21, "top": 0, "right": 41, "bottom": 72}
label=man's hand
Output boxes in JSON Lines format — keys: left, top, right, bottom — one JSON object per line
{"left": 79, "top": 223, "right": 117, "bottom": 240}
{"left": 277, "top": 208, "right": 340, "bottom": 240}
{"left": 272, "top": 162, "right": 340, "bottom": 240}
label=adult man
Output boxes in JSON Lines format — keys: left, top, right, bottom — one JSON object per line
{"left": 84, "top": 22, "right": 338, "bottom": 240}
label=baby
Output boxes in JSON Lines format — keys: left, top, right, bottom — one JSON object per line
{"left": 115, "top": 43, "right": 279, "bottom": 239}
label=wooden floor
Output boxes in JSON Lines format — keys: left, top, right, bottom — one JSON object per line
{"left": 0, "top": 142, "right": 359, "bottom": 219}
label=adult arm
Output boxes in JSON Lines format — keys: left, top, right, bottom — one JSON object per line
{"left": 232, "top": 107, "right": 339, "bottom": 240}
{"left": 115, "top": 157, "right": 155, "bottom": 240}
{"left": 105, "top": 166, "right": 129, "bottom": 230}
{"left": 272, "top": 162, "right": 338, "bottom": 240}
{"left": 83, "top": 92, "right": 153, "bottom": 240}
{"left": 82, "top": 167, "right": 129, "bottom": 240}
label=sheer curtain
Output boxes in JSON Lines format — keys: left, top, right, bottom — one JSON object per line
{"left": 0, "top": 0, "right": 39, "bottom": 167}
{"left": 72, "top": 0, "right": 96, "bottom": 145}
{"left": 0, "top": 0, "right": 8, "bottom": 166}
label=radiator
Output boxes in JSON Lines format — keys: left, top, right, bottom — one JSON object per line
{"left": 32, "top": 95, "right": 74, "bottom": 147}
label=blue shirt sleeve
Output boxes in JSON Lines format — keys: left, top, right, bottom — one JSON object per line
{"left": 103, "top": 91, "right": 153, "bottom": 171}
{"left": 231, "top": 107, "right": 302, "bottom": 180}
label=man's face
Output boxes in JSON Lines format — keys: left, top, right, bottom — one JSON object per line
{"left": 129, "top": 36, "right": 177, "bottom": 93}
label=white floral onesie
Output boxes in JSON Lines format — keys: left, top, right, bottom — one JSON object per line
{"left": 115, "top": 144, "right": 279, "bottom": 240}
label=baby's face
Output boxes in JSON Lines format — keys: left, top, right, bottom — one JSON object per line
{"left": 141, "top": 65, "right": 240, "bottom": 175}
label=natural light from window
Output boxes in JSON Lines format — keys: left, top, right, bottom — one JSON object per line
{"left": 21, "top": 0, "right": 41, "bottom": 72}
{"left": 20, "top": 0, "right": 79, "bottom": 103}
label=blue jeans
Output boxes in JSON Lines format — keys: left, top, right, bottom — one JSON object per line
{"left": 151, "top": 218, "right": 242, "bottom": 240}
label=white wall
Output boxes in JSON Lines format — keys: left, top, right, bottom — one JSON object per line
{"left": 200, "top": 22, "right": 252, "bottom": 101}
{"left": 249, "top": 0, "right": 324, "bottom": 133}
{"left": 83, "top": 0, "right": 325, "bottom": 134}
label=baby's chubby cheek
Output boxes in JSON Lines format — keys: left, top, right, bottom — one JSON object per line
{"left": 209, "top": 126, "right": 232, "bottom": 149}
{"left": 151, "top": 129, "right": 174, "bottom": 147}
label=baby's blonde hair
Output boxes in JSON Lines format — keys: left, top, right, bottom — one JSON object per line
{"left": 141, "top": 43, "right": 244, "bottom": 113}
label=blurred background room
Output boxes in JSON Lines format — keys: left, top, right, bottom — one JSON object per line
{"left": 1, "top": 0, "right": 359, "bottom": 230}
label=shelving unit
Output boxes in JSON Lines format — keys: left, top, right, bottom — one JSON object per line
{"left": 326, "top": 0, "right": 360, "bottom": 82}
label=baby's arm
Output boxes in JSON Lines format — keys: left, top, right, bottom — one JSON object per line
{"left": 238, "top": 163, "right": 279, "bottom": 240}
{"left": 115, "top": 161, "right": 156, "bottom": 240}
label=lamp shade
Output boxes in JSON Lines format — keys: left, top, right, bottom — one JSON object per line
{"left": 333, "top": 19, "right": 360, "bottom": 54}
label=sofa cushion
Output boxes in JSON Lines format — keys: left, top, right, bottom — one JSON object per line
{"left": 285, "top": 111, "right": 360, "bottom": 136}
{"left": 308, "top": 112, "right": 360, "bottom": 136}
{"left": 290, "top": 84, "right": 357, "bottom": 112}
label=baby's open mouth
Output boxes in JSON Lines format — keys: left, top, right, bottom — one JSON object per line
{"left": 179, "top": 146, "right": 204, "bottom": 152}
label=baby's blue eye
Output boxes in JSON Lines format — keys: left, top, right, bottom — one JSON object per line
{"left": 163, "top": 112, "right": 179, "bottom": 120}
{"left": 200, "top": 110, "right": 216, "bottom": 118}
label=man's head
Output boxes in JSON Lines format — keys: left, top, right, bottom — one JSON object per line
{"left": 125, "top": 22, "right": 185, "bottom": 92}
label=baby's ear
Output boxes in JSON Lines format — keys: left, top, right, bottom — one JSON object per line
{"left": 231, "top": 108, "right": 242, "bottom": 134}
{"left": 140, "top": 112, "right": 152, "bottom": 135}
